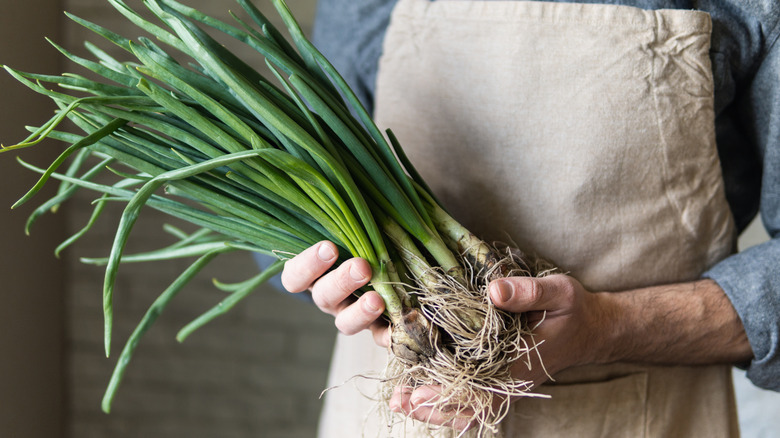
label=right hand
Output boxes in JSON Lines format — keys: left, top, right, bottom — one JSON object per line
{"left": 281, "top": 241, "right": 391, "bottom": 346}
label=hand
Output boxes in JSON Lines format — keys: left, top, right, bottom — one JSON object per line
{"left": 281, "top": 241, "right": 390, "bottom": 346}
{"left": 390, "top": 275, "right": 752, "bottom": 431}
{"left": 390, "top": 274, "right": 606, "bottom": 430}
{"left": 492, "top": 274, "right": 610, "bottom": 377}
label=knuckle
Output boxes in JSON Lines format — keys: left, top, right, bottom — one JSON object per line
{"left": 281, "top": 263, "right": 318, "bottom": 293}
{"left": 370, "top": 320, "right": 390, "bottom": 347}
{"left": 312, "top": 289, "right": 338, "bottom": 313}
{"left": 334, "top": 315, "right": 356, "bottom": 335}
{"left": 280, "top": 270, "right": 303, "bottom": 293}
{"left": 371, "top": 328, "right": 387, "bottom": 347}
{"left": 525, "top": 278, "right": 545, "bottom": 305}
{"left": 561, "top": 277, "right": 579, "bottom": 308}
{"left": 334, "top": 306, "right": 366, "bottom": 336}
{"left": 556, "top": 276, "right": 578, "bottom": 306}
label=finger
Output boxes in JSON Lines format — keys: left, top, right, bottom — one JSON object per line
{"left": 389, "top": 386, "right": 414, "bottom": 413}
{"left": 334, "top": 291, "right": 385, "bottom": 335}
{"left": 489, "top": 274, "right": 576, "bottom": 314}
{"left": 281, "top": 241, "right": 339, "bottom": 293}
{"left": 370, "top": 320, "right": 391, "bottom": 348}
{"left": 408, "top": 405, "right": 475, "bottom": 431}
{"left": 390, "top": 386, "right": 475, "bottom": 431}
{"left": 310, "top": 257, "right": 372, "bottom": 315}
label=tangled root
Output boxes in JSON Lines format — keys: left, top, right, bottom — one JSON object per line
{"left": 379, "top": 245, "right": 560, "bottom": 437}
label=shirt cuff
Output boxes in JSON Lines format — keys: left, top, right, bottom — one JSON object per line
{"left": 703, "top": 238, "right": 780, "bottom": 391}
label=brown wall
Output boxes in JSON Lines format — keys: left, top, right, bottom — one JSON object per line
{"left": 0, "top": 0, "right": 66, "bottom": 437}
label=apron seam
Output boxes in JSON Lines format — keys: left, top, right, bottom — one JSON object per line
{"left": 396, "top": 0, "right": 709, "bottom": 31}
{"left": 397, "top": 13, "right": 672, "bottom": 31}
{"left": 647, "top": 11, "right": 701, "bottom": 253}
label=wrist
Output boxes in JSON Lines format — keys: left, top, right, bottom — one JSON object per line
{"left": 588, "top": 280, "right": 752, "bottom": 367}
{"left": 585, "top": 291, "right": 628, "bottom": 366}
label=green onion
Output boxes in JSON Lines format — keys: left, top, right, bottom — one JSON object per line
{"left": 2, "top": 0, "right": 555, "bottom": 433}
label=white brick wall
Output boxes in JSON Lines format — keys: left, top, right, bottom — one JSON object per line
{"left": 59, "top": 1, "right": 334, "bottom": 437}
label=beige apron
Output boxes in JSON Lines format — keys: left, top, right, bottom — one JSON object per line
{"left": 318, "top": 1, "right": 739, "bottom": 436}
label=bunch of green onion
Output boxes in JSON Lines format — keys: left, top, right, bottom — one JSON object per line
{"left": 3, "top": 0, "right": 551, "bottom": 433}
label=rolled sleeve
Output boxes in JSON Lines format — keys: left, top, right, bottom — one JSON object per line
{"left": 704, "top": 19, "right": 780, "bottom": 391}
{"left": 705, "top": 240, "right": 780, "bottom": 390}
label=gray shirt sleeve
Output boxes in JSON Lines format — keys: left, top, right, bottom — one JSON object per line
{"left": 704, "top": 25, "right": 780, "bottom": 391}
{"left": 312, "top": 0, "right": 397, "bottom": 115}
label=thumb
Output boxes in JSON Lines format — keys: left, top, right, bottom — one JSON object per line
{"left": 489, "top": 275, "right": 574, "bottom": 313}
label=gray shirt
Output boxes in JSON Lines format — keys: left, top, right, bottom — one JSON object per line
{"left": 312, "top": 0, "right": 780, "bottom": 391}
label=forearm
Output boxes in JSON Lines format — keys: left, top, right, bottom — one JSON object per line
{"left": 597, "top": 279, "right": 754, "bottom": 367}
{"left": 396, "top": 276, "right": 759, "bottom": 427}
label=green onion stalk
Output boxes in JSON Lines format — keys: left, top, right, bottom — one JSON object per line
{"left": 1, "top": 0, "right": 557, "bottom": 434}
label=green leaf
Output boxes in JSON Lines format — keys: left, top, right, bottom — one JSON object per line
{"left": 102, "top": 149, "right": 263, "bottom": 357}
{"left": 12, "top": 118, "right": 128, "bottom": 209}
{"left": 101, "top": 246, "right": 234, "bottom": 413}
{"left": 176, "top": 259, "right": 284, "bottom": 342}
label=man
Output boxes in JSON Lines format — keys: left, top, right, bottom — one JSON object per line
{"left": 283, "top": 0, "right": 779, "bottom": 435}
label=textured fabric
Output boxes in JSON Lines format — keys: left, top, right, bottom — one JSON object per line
{"left": 313, "top": 0, "right": 780, "bottom": 391}
{"left": 320, "top": 2, "right": 740, "bottom": 437}
{"left": 317, "top": 2, "right": 743, "bottom": 436}
{"left": 375, "top": 0, "right": 735, "bottom": 291}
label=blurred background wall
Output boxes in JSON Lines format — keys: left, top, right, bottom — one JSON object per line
{"left": 2, "top": 1, "right": 332, "bottom": 437}
{"left": 0, "top": 1, "right": 66, "bottom": 437}
{"left": 1, "top": 1, "right": 778, "bottom": 438}
{"left": 58, "top": 1, "right": 333, "bottom": 437}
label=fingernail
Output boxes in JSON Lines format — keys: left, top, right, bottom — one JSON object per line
{"left": 362, "top": 295, "right": 380, "bottom": 313}
{"left": 492, "top": 280, "right": 514, "bottom": 303}
{"left": 350, "top": 264, "right": 368, "bottom": 282}
{"left": 317, "top": 243, "right": 336, "bottom": 262}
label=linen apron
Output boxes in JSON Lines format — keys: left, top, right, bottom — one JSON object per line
{"left": 318, "top": 1, "right": 739, "bottom": 436}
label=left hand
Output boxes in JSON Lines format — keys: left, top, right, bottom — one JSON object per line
{"left": 389, "top": 274, "right": 613, "bottom": 430}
